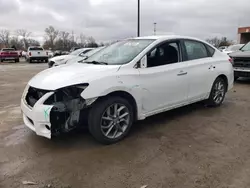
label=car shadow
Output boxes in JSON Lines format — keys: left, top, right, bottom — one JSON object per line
{"left": 28, "top": 102, "right": 208, "bottom": 151}
{"left": 235, "top": 78, "right": 250, "bottom": 85}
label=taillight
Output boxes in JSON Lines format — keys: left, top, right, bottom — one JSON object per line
{"left": 29, "top": 52, "right": 31, "bottom": 56}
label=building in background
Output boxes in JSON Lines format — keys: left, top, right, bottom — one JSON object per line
{"left": 238, "top": 26, "right": 250, "bottom": 44}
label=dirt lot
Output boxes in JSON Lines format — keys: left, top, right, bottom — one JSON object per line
{"left": 1, "top": 62, "right": 250, "bottom": 188}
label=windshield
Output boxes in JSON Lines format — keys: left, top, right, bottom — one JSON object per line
{"left": 2, "top": 48, "right": 15, "bottom": 51}
{"left": 82, "top": 47, "right": 104, "bottom": 58}
{"left": 29, "top": 47, "right": 43, "bottom": 51}
{"left": 240, "top": 42, "right": 250, "bottom": 52}
{"left": 70, "top": 48, "right": 86, "bottom": 55}
{"left": 85, "top": 39, "right": 155, "bottom": 65}
{"left": 227, "top": 45, "right": 243, "bottom": 51}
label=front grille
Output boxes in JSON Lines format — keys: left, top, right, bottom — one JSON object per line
{"left": 233, "top": 57, "right": 250, "bottom": 68}
{"left": 25, "top": 86, "right": 50, "bottom": 107}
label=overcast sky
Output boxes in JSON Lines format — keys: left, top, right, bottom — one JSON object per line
{"left": 0, "top": 0, "right": 249, "bottom": 43}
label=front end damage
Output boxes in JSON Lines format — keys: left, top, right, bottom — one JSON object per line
{"left": 21, "top": 84, "right": 96, "bottom": 138}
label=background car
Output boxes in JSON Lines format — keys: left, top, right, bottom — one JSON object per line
{"left": 222, "top": 44, "right": 244, "bottom": 54}
{"left": 48, "top": 48, "right": 94, "bottom": 67}
{"left": 0, "top": 48, "right": 19, "bottom": 62}
{"left": 58, "top": 46, "right": 106, "bottom": 66}
{"left": 26, "top": 46, "right": 48, "bottom": 63}
{"left": 229, "top": 42, "right": 250, "bottom": 80}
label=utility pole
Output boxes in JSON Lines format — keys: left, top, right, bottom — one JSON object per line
{"left": 154, "top": 22, "right": 157, "bottom": 35}
{"left": 137, "top": 0, "right": 140, "bottom": 37}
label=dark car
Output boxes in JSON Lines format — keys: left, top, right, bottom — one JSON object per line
{"left": 229, "top": 42, "right": 250, "bottom": 80}
{"left": 0, "top": 48, "right": 19, "bottom": 62}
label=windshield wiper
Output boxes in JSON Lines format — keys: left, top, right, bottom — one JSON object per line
{"left": 85, "top": 61, "right": 108, "bottom": 65}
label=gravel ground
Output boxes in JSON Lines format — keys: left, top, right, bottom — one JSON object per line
{"left": 1, "top": 61, "right": 250, "bottom": 188}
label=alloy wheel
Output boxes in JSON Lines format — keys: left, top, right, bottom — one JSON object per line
{"left": 100, "top": 103, "right": 130, "bottom": 139}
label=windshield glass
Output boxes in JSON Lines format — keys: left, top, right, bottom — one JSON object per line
{"left": 2, "top": 48, "right": 15, "bottom": 51}
{"left": 70, "top": 48, "right": 85, "bottom": 55}
{"left": 82, "top": 47, "right": 104, "bottom": 58}
{"left": 29, "top": 47, "right": 43, "bottom": 51}
{"left": 227, "top": 45, "right": 242, "bottom": 51}
{"left": 85, "top": 39, "right": 155, "bottom": 65}
{"left": 240, "top": 42, "right": 250, "bottom": 51}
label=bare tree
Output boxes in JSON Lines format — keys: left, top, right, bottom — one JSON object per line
{"left": 9, "top": 37, "right": 24, "bottom": 49}
{"left": 59, "top": 31, "right": 70, "bottom": 49}
{"left": 206, "top": 37, "right": 233, "bottom": 48}
{"left": 0, "top": 29, "right": 10, "bottom": 47}
{"left": 79, "top": 33, "right": 86, "bottom": 46}
{"left": 15, "top": 29, "right": 32, "bottom": 49}
{"left": 44, "top": 26, "right": 59, "bottom": 49}
{"left": 26, "top": 39, "right": 40, "bottom": 47}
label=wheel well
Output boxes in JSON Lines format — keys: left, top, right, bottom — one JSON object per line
{"left": 217, "top": 74, "right": 228, "bottom": 91}
{"left": 105, "top": 91, "right": 138, "bottom": 121}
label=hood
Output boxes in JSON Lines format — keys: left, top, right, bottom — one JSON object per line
{"left": 229, "top": 50, "right": 250, "bottom": 58}
{"left": 28, "top": 63, "right": 120, "bottom": 90}
{"left": 50, "top": 55, "right": 75, "bottom": 62}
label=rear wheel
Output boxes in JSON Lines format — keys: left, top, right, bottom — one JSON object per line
{"left": 15, "top": 58, "right": 19, "bottom": 63}
{"left": 29, "top": 59, "right": 32, "bottom": 63}
{"left": 88, "top": 96, "right": 134, "bottom": 144}
{"left": 206, "top": 77, "right": 227, "bottom": 107}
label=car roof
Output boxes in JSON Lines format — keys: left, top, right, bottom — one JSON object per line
{"left": 133, "top": 35, "right": 204, "bottom": 41}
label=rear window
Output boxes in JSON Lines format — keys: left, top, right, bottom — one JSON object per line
{"left": 2, "top": 48, "right": 15, "bottom": 51}
{"left": 29, "top": 47, "right": 43, "bottom": 51}
{"left": 206, "top": 45, "right": 215, "bottom": 56}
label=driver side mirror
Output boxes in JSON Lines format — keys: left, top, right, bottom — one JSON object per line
{"left": 140, "top": 55, "right": 147, "bottom": 68}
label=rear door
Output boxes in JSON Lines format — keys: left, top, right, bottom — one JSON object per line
{"left": 181, "top": 39, "right": 217, "bottom": 101}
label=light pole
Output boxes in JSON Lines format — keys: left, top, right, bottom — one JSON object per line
{"left": 154, "top": 22, "right": 157, "bottom": 35}
{"left": 137, "top": 0, "right": 140, "bottom": 37}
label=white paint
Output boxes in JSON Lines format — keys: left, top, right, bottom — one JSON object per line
{"left": 49, "top": 48, "right": 94, "bottom": 66}
{"left": 21, "top": 35, "right": 234, "bottom": 139}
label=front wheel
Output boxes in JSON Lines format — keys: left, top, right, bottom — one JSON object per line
{"left": 88, "top": 97, "right": 134, "bottom": 144}
{"left": 206, "top": 77, "right": 227, "bottom": 107}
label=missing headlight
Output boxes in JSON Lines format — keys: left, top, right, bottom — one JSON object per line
{"left": 45, "top": 84, "right": 89, "bottom": 135}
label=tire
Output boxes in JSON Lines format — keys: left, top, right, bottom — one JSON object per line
{"left": 0, "top": 59, "right": 3, "bottom": 62}
{"left": 206, "top": 77, "right": 227, "bottom": 107}
{"left": 15, "top": 59, "right": 19, "bottom": 63}
{"left": 88, "top": 96, "right": 134, "bottom": 144}
{"left": 45, "top": 59, "right": 48, "bottom": 63}
{"left": 29, "top": 59, "right": 32, "bottom": 63}
{"left": 234, "top": 76, "right": 239, "bottom": 81}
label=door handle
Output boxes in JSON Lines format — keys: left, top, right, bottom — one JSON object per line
{"left": 209, "top": 65, "right": 216, "bottom": 69}
{"left": 177, "top": 71, "right": 187, "bottom": 76}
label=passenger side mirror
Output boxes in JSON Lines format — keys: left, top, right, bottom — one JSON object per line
{"left": 140, "top": 55, "right": 147, "bottom": 68}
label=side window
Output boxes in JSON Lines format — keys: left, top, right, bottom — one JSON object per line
{"left": 206, "top": 44, "right": 215, "bottom": 56}
{"left": 184, "top": 40, "right": 209, "bottom": 60}
{"left": 147, "top": 41, "right": 180, "bottom": 67}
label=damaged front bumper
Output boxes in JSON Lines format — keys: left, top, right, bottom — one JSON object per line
{"left": 21, "top": 85, "right": 96, "bottom": 139}
{"left": 21, "top": 91, "right": 54, "bottom": 139}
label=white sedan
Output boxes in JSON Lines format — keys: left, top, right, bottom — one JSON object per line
{"left": 48, "top": 48, "right": 93, "bottom": 67}
{"left": 21, "top": 35, "right": 233, "bottom": 144}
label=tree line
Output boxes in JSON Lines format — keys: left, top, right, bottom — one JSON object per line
{"left": 205, "top": 37, "right": 233, "bottom": 47}
{"left": 0, "top": 26, "right": 102, "bottom": 51}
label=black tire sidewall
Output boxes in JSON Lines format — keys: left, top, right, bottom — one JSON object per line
{"left": 88, "top": 96, "right": 134, "bottom": 144}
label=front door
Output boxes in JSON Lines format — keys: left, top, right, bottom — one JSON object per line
{"left": 138, "top": 40, "right": 189, "bottom": 115}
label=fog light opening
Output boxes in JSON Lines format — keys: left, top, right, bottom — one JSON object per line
{"left": 45, "top": 125, "right": 51, "bottom": 131}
